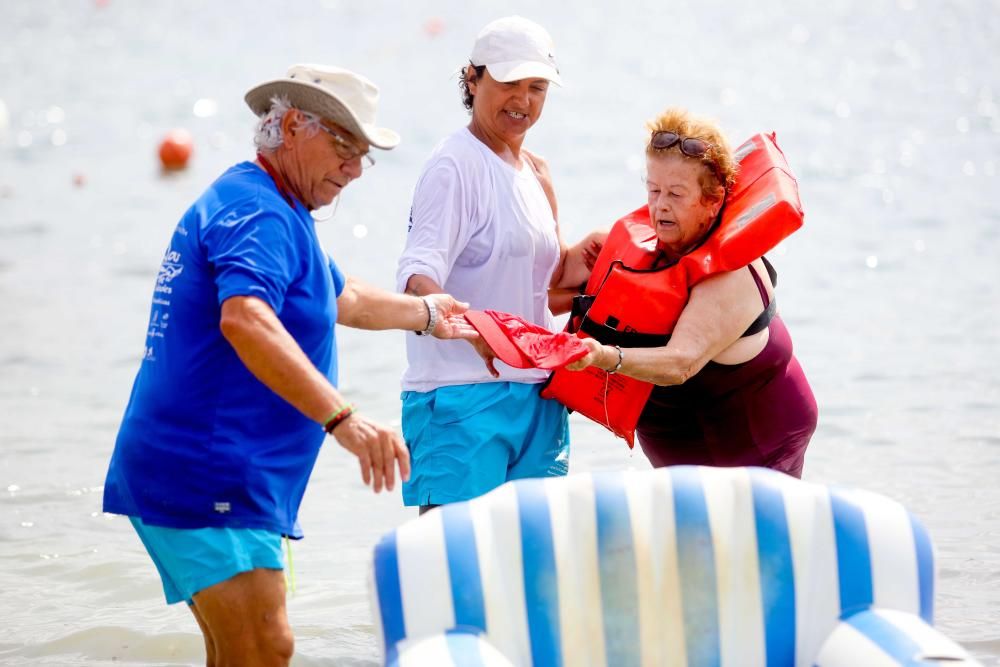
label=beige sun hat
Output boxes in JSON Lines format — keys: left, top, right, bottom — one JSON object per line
{"left": 470, "top": 16, "right": 562, "bottom": 86}
{"left": 245, "top": 64, "right": 400, "bottom": 149}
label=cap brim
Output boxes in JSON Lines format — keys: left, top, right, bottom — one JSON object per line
{"left": 244, "top": 79, "right": 400, "bottom": 150}
{"left": 464, "top": 310, "right": 534, "bottom": 369}
{"left": 485, "top": 61, "right": 563, "bottom": 86}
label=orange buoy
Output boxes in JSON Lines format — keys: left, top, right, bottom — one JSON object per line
{"left": 158, "top": 129, "right": 193, "bottom": 171}
{"left": 423, "top": 17, "right": 445, "bottom": 37}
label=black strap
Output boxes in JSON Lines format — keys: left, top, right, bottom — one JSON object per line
{"left": 574, "top": 256, "right": 779, "bottom": 343}
{"left": 740, "top": 257, "right": 779, "bottom": 337}
{"left": 579, "top": 316, "right": 671, "bottom": 348}
{"left": 761, "top": 255, "right": 778, "bottom": 288}
{"left": 741, "top": 298, "right": 776, "bottom": 337}
{"left": 568, "top": 294, "right": 595, "bottom": 333}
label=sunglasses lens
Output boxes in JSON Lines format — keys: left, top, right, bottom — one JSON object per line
{"left": 651, "top": 131, "right": 679, "bottom": 150}
{"left": 680, "top": 138, "right": 710, "bottom": 157}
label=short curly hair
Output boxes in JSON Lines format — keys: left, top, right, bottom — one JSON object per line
{"left": 645, "top": 107, "right": 738, "bottom": 202}
{"left": 459, "top": 63, "right": 486, "bottom": 113}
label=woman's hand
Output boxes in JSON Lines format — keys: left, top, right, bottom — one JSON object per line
{"left": 565, "top": 337, "right": 606, "bottom": 371}
{"left": 466, "top": 335, "right": 500, "bottom": 378}
{"left": 556, "top": 229, "right": 610, "bottom": 289}
{"left": 580, "top": 231, "right": 606, "bottom": 270}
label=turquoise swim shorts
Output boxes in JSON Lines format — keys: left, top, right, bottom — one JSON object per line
{"left": 400, "top": 381, "right": 570, "bottom": 507}
{"left": 129, "top": 517, "right": 284, "bottom": 605}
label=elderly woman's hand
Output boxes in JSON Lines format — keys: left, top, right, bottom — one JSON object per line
{"left": 564, "top": 337, "right": 606, "bottom": 372}
{"left": 331, "top": 413, "right": 410, "bottom": 493}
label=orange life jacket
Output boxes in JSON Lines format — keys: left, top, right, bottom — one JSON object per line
{"left": 541, "top": 132, "right": 804, "bottom": 446}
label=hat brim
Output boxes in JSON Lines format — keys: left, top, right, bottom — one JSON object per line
{"left": 485, "top": 61, "right": 563, "bottom": 86}
{"left": 463, "top": 310, "right": 534, "bottom": 369}
{"left": 244, "top": 79, "right": 400, "bottom": 150}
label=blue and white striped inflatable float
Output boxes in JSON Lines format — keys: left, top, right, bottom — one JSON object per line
{"left": 369, "top": 466, "right": 979, "bottom": 666}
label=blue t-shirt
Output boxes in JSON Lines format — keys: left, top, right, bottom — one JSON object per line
{"left": 103, "top": 162, "right": 345, "bottom": 538}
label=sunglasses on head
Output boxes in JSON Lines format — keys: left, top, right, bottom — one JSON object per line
{"left": 650, "top": 131, "right": 712, "bottom": 158}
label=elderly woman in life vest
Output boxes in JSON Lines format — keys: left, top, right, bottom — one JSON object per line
{"left": 560, "top": 108, "right": 818, "bottom": 477}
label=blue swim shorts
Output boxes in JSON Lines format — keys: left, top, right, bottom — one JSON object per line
{"left": 129, "top": 517, "right": 284, "bottom": 605}
{"left": 400, "top": 381, "right": 569, "bottom": 507}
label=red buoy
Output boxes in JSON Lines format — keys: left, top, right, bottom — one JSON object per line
{"left": 158, "top": 129, "right": 193, "bottom": 171}
{"left": 423, "top": 17, "right": 445, "bottom": 37}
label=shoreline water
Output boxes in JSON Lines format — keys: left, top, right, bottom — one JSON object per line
{"left": 2, "top": 1, "right": 999, "bottom": 664}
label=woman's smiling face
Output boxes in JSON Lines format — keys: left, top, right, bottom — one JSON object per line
{"left": 468, "top": 67, "right": 549, "bottom": 148}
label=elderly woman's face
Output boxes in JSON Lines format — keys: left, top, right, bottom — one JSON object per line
{"left": 646, "top": 153, "right": 724, "bottom": 256}
{"left": 468, "top": 68, "right": 549, "bottom": 147}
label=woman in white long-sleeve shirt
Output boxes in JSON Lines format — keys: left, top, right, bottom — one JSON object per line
{"left": 396, "top": 16, "right": 603, "bottom": 513}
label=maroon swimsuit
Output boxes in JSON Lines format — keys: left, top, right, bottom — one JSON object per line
{"left": 636, "top": 264, "right": 817, "bottom": 477}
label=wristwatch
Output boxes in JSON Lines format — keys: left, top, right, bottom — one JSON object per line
{"left": 415, "top": 296, "right": 438, "bottom": 336}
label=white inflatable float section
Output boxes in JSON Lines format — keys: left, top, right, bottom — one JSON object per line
{"left": 370, "top": 466, "right": 979, "bottom": 666}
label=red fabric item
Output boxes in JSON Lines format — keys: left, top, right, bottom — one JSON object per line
{"left": 464, "top": 310, "right": 589, "bottom": 370}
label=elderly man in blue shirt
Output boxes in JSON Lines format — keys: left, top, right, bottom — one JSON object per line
{"left": 103, "top": 64, "right": 474, "bottom": 666}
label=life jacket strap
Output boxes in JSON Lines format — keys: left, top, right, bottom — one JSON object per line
{"left": 579, "top": 316, "right": 672, "bottom": 348}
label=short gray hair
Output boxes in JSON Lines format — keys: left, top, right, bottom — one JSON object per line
{"left": 253, "top": 95, "right": 322, "bottom": 151}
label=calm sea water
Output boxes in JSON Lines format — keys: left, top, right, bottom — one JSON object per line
{"left": 2, "top": 1, "right": 998, "bottom": 664}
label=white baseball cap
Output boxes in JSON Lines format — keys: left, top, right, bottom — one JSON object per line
{"left": 245, "top": 64, "right": 400, "bottom": 149}
{"left": 470, "top": 16, "right": 562, "bottom": 86}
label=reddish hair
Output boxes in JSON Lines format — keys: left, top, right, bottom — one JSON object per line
{"left": 645, "top": 107, "right": 737, "bottom": 202}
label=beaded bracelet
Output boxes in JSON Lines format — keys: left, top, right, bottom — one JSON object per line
{"left": 607, "top": 345, "right": 624, "bottom": 374}
{"left": 323, "top": 403, "right": 355, "bottom": 434}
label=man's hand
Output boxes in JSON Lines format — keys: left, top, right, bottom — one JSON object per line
{"left": 423, "top": 294, "right": 479, "bottom": 340}
{"left": 330, "top": 414, "right": 410, "bottom": 493}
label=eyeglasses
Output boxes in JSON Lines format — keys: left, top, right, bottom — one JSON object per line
{"left": 317, "top": 124, "right": 374, "bottom": 169}
{"left": 649, "top": 131, "right": 712, "bottom": 158}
